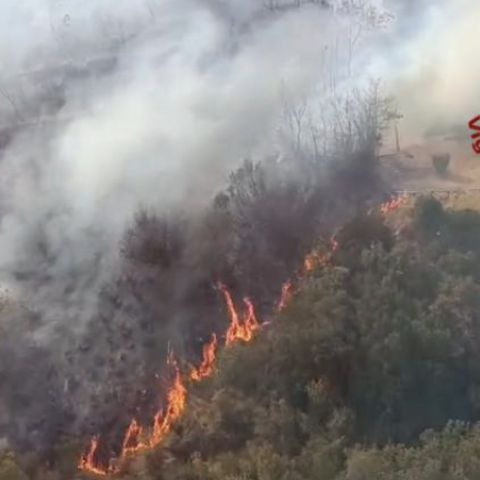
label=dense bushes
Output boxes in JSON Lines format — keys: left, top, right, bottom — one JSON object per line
{"left": 0, "top": 84, "right": 390, "bottom": 461}
{"left": 5, "top": 198, "right": 480, "bottom": 479}
{"left": 131, "top": 198, "right": 480, "bottom": 480}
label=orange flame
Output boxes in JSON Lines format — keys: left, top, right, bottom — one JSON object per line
{"left": 303, "top": 251, "right": 317, "bottom": 272}
{"left": 78, "top": 437, "right": 115, "bottom": 476}
{"left": 120, "top": 419, "right": 146, "bottom": 459}
{"left": 380, "top": 195, "right": 407, "bottom": 216}
{"left": 218, "top": 283, "right": 259, "bottom": 346}
{"left": 277, "top": 280, "right": 293, "bottom": 312}
{"left": 304, "top": 249, "right": 329, "bottom": 273}
{"left": 150, "top": 360, "right": 187, "bottom": 448}
{"left": 190, "top": 333, "right": 218, "bottom": 382}
{"left": 79, "top": 353, "right": 187, "bottom": 476}
{"left": 77, "top": 192, "right": 403, "bottom": 476}
{"left": 226, "top": 296, "right": 259, "bottom": 345}
{"left": 303, "top": 235, "right": 338, "bottom": 273}
{"left": 79, "top": 283, "right": 259, "bottom": 477}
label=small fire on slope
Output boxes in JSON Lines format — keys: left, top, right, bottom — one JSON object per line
{"left": 78, "top": 437, "right": 113, "bottom": 476}
{"left": 120, "top": 419, "right": 145, "bottom": 459}
{"left": 79, "top": 195, "right": 404, "bottom": 476}
{"left": 277, "top": 280, "right": 293, "bottom": 312}
{"left": 78, "top": 353, "right": 187, "bottom": 475}
{"left": 190, "top": 333, "right": 218, "bottom": 382}
{"left": 79, "top": 287, "right": 259, "bottom": 476}
{"left": 217, "top": 282, "right": 259, "bottom": 346}
{"left": 304, "top": 236, "right": 338, "bottom": 273}
{"left": 149, "top": 355, "right": 187, "bottom": 448}
{"left": 380, "top": 194, "right": 407, "bottom": 216}
{"left": 119, "top": 353, "right": 187, "bottom": 456}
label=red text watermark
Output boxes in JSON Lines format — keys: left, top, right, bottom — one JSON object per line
{"left": 469, "top": 115, "right": 480, "bottom": 154}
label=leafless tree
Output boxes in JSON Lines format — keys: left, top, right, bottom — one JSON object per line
{"left": 144, "top": 0, "right": 159, "bottom": 21}
{"left": 0, "top": 83, "right": 24, "bottom": 122}
{"left": 282, "top": 96, "right": 308, "bottom": 155}
{"left": 263, "top": 0, "right": 328, "bottom": 13}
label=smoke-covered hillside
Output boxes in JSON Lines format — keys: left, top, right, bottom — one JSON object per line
{"left": 0, "top": 0, "right": 477, "bottom": 478}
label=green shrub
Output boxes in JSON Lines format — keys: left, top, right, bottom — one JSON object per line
{"left": 0, "top": 452, "right": 28, "bottom": 480}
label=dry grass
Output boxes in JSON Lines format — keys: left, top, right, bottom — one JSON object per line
{"left": 443, "top": 191, "right": 480, "bottom": 211}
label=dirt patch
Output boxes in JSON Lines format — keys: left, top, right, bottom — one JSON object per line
{"left": 380, "top": 135, "right": 480, "bottom": 191}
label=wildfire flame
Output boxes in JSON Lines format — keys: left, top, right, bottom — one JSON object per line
{"left": 277, "top": 280, "right": 293, "bottom": 312}
{"left": 380, "top": 194, "right": 407, "bottom": 216}
{"left": 78, "top": 233, "right": 343, "bottom": 475}
{"left": 120, "top": 419, "right": 146, "bottom": 458}
{"left": 304, "top": 235, "right": 338, "bottom": 273}
{"left": 79, "top": 281, "right": 262, "bottom": 476}
{"left": 79, "top": 193, "right": 403, "bottom": 476}
{"left": 190, "top": 333, "right": 218, "bottom": 382}
{"left": 79, "top": 353, "right": 187, "bottom": 475}
{"left": 79, "top": 282, "right": 259, "bottom": 476}
{"left": 303, "top": 251, "right": 317, "bottom": 272}
{"left": 217, "top": 283, "right": 259, "bottom": 346}
{"left": 78, "top": 437, "right": 115, "bottom": 476}
{"left": 150, "top": 360, "right": 187, "bottom": 448}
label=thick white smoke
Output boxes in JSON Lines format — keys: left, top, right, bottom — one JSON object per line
{"left": 0, "top": 0, "right": 362, "bottom": 338}
{"left": 374, "top": 0, "right": 480, "bottom": 143}
{"left": 0, "top": 0, "right": 477, "bottom": 452}
{"left": 0, "top": 0, "right": 476, "bottom": 340}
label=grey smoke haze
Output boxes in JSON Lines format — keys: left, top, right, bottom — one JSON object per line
{"left": 0, "top": 0, "right": 477, "bottom": 453}
{"left": 374, "top": 0, "right": 480, "bottom": 143}
{"left": 0, "top": 0, "right": 372, "bottom": 340}
{"left": 0, "top": 0, "right": 476, "bottom": 341}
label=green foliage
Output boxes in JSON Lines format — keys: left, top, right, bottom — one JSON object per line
{"left": 413, "top": 196, "right": 480, "bottom": 274}
{"left": 0, "top": 452, "right": 28, "bottom": 480}
{"left": 17, "top": 195, "right": 480, "bottom": 480}
{"left": 50, "top": 439, "right": 83, "bottom": 480}
{"left": 413, "top": 196, "right": 446, "bottom": 236}
{"left": 151, "top": 197, "right": 480, "bottom": 480}
{"left": 344, "top": 422, "right": 480, "bottom": 480}
{"left": 334, "top": 214, "right": 394, "bottom": 269}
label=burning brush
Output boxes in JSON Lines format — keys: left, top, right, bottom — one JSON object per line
{"left": 78, "top": 283, "right": 260, "bottom": 475}
{"left": 79, "top": 195, "right": 405, "bottom": 475}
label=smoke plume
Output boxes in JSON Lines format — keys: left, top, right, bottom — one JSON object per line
{"left": 0, "top": 0, "right": 476, "bottom": 452}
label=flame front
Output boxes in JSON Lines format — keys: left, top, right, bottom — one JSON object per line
{"left": 120, "top": 419, "right": 146, "bottom": 459}
{"left": 78, "top": 195, "right": 407, "bottom": 477}
{"left": 303, "top": 251, "right": 317, "bottom": 272}
{"left": 218, "top": 283, "right": 259, "bottom": 346}
{"left": 277, "top": 280, "right": 293, "bottom": 312}
{"left": 150, "top": 361, "right": 187, "bottom": 447}
{"left": 217, "top": 282, "right": 239, "bottom": 330}
{"left": 380, "top": 194, "right": 407, "bottom": 216}
{"left": 79, "top": 234, "right": 340, "bottom": 475}
{"left": 190, "top": 333, "right": 218, "bottom": 382}
{"left": 78, "top": 437, "right": 114, "bottom": 476}
{"left": 78, "top": 284, "right": 255, "bottom": 477}
{"left": 304, "top": 235, "right": 338, "bottom": 273}
{"left": 79, "top": 354, "right": 187, "bottom": 476}
{"left": 79, "top": 274, "right": 307, "bottom": 476}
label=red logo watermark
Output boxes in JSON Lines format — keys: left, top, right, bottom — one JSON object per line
{"left": 469, "top": 115, "right": 480, "bottom": 154}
